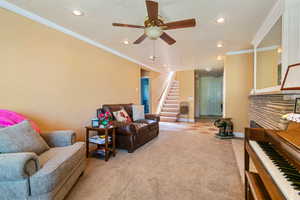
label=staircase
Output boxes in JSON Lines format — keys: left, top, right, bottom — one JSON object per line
{"left": 160, "top": 80, "right": 180, "bottom": 122}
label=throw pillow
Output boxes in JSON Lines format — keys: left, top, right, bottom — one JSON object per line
{"left": 113, "top": 108, "right": 132, "bottom": 123}
{"left": 0, "top": 120, "right": 50, "bottom": 155}
{"left": 132, "top": 105, "right": 145, "bottom": 121}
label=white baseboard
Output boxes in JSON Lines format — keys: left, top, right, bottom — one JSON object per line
{"left": 177, "top": 118, "right": 195, "bottom": 123}
{"left": 233, "top": 132, "right": 245, "bottom": 138}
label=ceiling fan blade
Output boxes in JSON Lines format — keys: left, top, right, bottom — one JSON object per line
{"left": 146, "top": 0, "right": 158, "bottom": 20}
{"left": 163, "top": 19, "right": 196, "bottom": 30}
{"left": 134, "top": 34, "right": 147, "bottom": 44}
{"left": 112, "top": 23, "right": 145, "bottom": 29}
{"left": 160, "top": 32, "right": 176, "bottom": 45}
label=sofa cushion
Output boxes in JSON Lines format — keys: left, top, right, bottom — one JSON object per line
{"left": 113, "top": 108, "right": 132, "bottom": 123}
{"left": 102, "top": 104, "right": 133, "bottom": 118}
{"left": 30, "top": 142, "right": 85, "bottom": 195}
{"left": 135, "top": 119, "right": 157, "bottom": 125}
{"left": 132, "top": 123, "right": 148, "bottom": 130}
{"left": 0, "top": 120, "right": 49, "bottom": 155}
{"left": 132, "top": 105, "right": 145, "bottom": 121}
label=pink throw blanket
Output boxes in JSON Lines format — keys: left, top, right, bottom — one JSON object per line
{"left": 0, "top": 109, "right": 40, "bottom": 132}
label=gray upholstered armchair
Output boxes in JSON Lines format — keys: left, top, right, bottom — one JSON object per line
{"left": 0, "top": 123, "right": 86, "bottom": 200}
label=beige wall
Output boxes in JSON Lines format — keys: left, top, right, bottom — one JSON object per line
{"left": 256, "top": 49, "right": 280, "bottom": 89}
{"left": 224, "top": 53, "right": 254, "bottom": 133}
{"left": 0, "top": 8, "right": 141, "bottom": 140}
{"left": 176, "top": 70, "right": 195, "bottom": 121}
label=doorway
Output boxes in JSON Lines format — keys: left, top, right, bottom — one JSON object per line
{"left": 195, "top": 69, "right": 223, "bottom": 119}
{"left": 141, "top": 77, "right": 150, "bottom": 114}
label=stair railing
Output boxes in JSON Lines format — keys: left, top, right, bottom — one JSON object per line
{"left": 156, "top": 72, "right": 175, "bottom": 114}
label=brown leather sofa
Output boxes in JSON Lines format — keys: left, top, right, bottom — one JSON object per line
{"left": 101, "top": 104, "right": 160, "bottom": 153}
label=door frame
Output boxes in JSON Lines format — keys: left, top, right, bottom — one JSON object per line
{"left": 140, "top": 76, "right": 152, "bottom": 113}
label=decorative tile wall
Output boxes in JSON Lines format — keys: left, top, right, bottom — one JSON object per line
{"left": 249, "top": 94, "right": 298, "bottom": 129}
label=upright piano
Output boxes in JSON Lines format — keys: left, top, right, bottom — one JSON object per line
{"left": 245, "top": 123, "right": 300, "bottom": 200}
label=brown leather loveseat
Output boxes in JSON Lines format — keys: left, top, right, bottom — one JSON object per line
{"left": 101, "top": 104, "right": 160, "bottom": 153}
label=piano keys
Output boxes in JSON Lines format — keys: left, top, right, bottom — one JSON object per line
{"left": 245, "top": 125, "right": 300, "bottom": 200}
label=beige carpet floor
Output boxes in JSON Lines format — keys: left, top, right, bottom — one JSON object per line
{"left": 66, "top": 122, "right": 243, "bottom": 200}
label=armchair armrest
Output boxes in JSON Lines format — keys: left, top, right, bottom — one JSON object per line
{"left": 0, "top": 152, "right": 40, "bottom": 181}
{"left": 41, "top": 130, "right": 76, "bottom": 147}
{"left": 145, "top": 114, "right": 160, "bottom": 122}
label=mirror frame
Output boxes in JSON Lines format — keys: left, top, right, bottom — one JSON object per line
{"left": 281, "top": 63, "right": 300, "bottom": 90}
{"left": 252, "top": 0, "right": 285, "bottom": 94}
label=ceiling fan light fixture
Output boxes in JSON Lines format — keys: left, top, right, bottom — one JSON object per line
{"left": 145, "top": 26, "right": 163, "bottom": 39}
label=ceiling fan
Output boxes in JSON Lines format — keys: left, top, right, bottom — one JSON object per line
{"left": 112, "top": 0, "right": 196, "bottom": 45}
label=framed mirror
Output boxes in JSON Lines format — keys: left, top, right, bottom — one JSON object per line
{"left": 255, "top": 17, "right": 282, "bottom": 90}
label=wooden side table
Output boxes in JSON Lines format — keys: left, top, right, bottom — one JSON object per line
{"left": 85, "top": 126, "right": 116, "bottom": 161}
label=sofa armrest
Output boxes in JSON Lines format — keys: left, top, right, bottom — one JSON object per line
{"left": 145, "top": 114, "right": 160, "bottom": 122}
{"left": 41, "top": 130, "right": 76, "bottom": 147}
{"left": 0, "top": 152, "right": 40, "bottom": 181}
{"left": 114, "top": 122, "right": 137, "bottom": 135}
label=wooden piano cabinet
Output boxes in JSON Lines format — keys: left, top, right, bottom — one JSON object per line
{"left": 245, "top": 128, "right": 286, "bottom": 200}
{"left": 245, "top": 171, "right": 271, "bottom": 200}
{"left": 245, "top": 128, "right": 269, "bottom": 143}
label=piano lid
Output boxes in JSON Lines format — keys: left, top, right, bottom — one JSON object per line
{"left": 277, "top": 130, "right": 300, "bottom": 150}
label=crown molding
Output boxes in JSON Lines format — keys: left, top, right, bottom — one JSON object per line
{"left": 226, "top": 49, "right": 254, "bottom": 55}
{"left": 0, "top": 0, "right": 160, "bottom": 72}
{"left": 251, "top": 0, "right": 284, "bottom": 47}
{"left": 257, "top": 45, "right": 280, "bottom": 52}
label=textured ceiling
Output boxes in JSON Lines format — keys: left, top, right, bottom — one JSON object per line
{"left": 5, "top": 0, "right": 277, "bottom": 71}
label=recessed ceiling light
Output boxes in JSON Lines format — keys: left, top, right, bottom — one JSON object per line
{"left": 217, "top": 17, "right": 225, "bottom": 24}
{"left": 217, "top": 43, "right": 223, "bottom": 48}
{"left": 123, "top": 40, "right": 130, "bottom": 45}
{"left": 217, "top": 55, "right": 223, "bottom": 61}
{"left": 72, "top": 10, "right": 84, "bottom": 16}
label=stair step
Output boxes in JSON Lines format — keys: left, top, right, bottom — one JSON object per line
{"left": 162, "top": 107, "right": 179, "bottom": 112}
{"left": 169, "top": 94, "right": 179, "bottom": 97}
{"left": 160, "top": 112, "right": 178, "bottom": 117}
{"left": 160, "top": 116, "right": 177, "bottom": 122}
{"left": 165, "top": 100, "right": 179, "bottom": 104}
{"left": 159, "top": 80, "right": 180, "bottom": 122}
{"left": 167, "top": 96, "right": 179, "bottom": 100}
{"left": 163, "top": 104, "right": 179, "bottom": 108}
